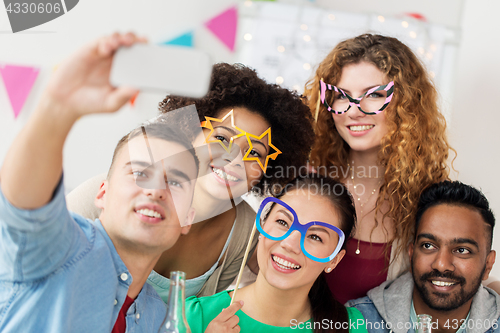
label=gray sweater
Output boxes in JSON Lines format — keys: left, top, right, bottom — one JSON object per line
{"left": 347, "top": 272, "right": 500, "bottom": 333}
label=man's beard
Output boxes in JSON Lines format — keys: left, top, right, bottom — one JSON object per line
{"left": 412, "top": 266, "right": 485, "bottom": 311}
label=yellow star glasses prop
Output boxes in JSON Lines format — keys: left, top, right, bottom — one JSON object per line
{"left": 200, "top": 109, "right": 281, "bottom": 172}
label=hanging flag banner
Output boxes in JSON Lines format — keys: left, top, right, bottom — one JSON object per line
{"left": 204, "top": 6, "right": 238, "bottom": 52}
{"left": 162, "top": 31, "right": 194, "bottom": 47}
{"left": 0, "top": 64, "right": 40, "bottom": 119}
{"left": 405, "top": 13, "right": 427, "bottom": 21}
{"left": 129, "top": 92, "right": 139, "bottom": 107}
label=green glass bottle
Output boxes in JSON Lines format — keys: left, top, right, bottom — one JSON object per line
{"left": 416, "top": 314, "right": 432, "bottom": 333}
{"left": 161, "top": 271, "right": 191, "bottom": 333}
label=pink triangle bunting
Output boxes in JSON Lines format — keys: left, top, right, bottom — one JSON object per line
{"left": 204, "top": 6, "right": 238, "bottom": 52}
{"left": 0, "top": 64, "right": 39, "bottom": 119}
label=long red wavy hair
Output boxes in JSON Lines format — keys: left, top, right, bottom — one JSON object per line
{"left": 304, "top": 34, "right": 455, "bottom": 260}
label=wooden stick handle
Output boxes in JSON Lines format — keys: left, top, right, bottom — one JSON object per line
{"left": 230, "top": 223, "right": 258, "bottom": 304}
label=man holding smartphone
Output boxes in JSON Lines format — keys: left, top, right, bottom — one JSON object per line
{"left": 0, "top": 33, "right": 199, "bottom": 332}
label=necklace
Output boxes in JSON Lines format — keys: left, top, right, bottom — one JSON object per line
{"left": 354, "top": 170, "right": 382, "bottom": 179}
{"left": 349, "top": 162, "right": 384, "bottom": 180}
{"left": 350, "top": 166, "right": 381, "bottom": 255}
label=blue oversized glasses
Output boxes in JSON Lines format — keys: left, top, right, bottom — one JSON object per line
{"left": 256, "top": 197, "right": 345, "bottom": 263}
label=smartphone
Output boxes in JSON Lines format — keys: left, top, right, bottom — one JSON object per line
{"left": 110, "top": 44, "right": 213, "bottom": 98}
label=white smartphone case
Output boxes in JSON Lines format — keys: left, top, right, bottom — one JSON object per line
{"left": 110, "top": 44, "right": 212, "bottom": 98}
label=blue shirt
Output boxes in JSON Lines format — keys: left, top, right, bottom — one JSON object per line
{"left": 0, "top": 179, "right": 166, "bottom": 332}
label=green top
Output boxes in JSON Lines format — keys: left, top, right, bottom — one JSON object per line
{"left": 186, "top": 290, "right": 368, "bottom": 333}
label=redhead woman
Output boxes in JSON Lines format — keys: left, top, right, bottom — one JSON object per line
{"left": 303, "top": 34, "right": 456, "bottom": 303}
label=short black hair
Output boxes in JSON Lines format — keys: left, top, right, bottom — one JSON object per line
{"left": 415, "top": 180, "right": 495, "bottom": 249}
{"left": 159, "top": 63, "right": 315, "bottom": 194}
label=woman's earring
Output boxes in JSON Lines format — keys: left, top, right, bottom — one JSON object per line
{"left": 258, "top": 235, "right": 262, "bottom": 240}
{"left": 326, "top": 268, "right": 332, "bottom": 273}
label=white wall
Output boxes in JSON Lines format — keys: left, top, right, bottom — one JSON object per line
{"left": 450, "top": 0, "right": 500, "bottom": 278}
{"left": 1, "top": 0, "right": 499, "bottom": 277}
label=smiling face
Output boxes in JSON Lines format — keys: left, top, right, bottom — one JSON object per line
{"left": 409, "top": 204, "right": 496, "bottom": 312}
{"left": 96, "top": 137, "right": 197, "bottom": 254}
{"left": 257, "top": 190, "right": 346, "bottom": 293}
{"left": 195, "top": 106, "right": 271, "bottom": 200}
{"left": 331, "top": 61, "right": 390, "bottom": 154}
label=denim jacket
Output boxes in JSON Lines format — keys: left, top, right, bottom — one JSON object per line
{"left": 0, "top": 179, "right": 166, "bottom": 332}
{"left": 346, "top": 272, "right": 500, "bottom": 333}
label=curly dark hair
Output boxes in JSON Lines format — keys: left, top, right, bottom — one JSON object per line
{"left": 158, "top": 63, "right": 315, "bottom": 194}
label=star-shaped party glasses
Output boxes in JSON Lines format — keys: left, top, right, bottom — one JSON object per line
{"left": 201, "top": 109, "right": 281, "bottom": 172}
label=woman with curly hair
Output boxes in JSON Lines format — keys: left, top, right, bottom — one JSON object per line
{"left": 66, "top": 63, "right": 315, "bottom": 300}
{"left": 303, "top": 34, "right": 454, "bottom": 303}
